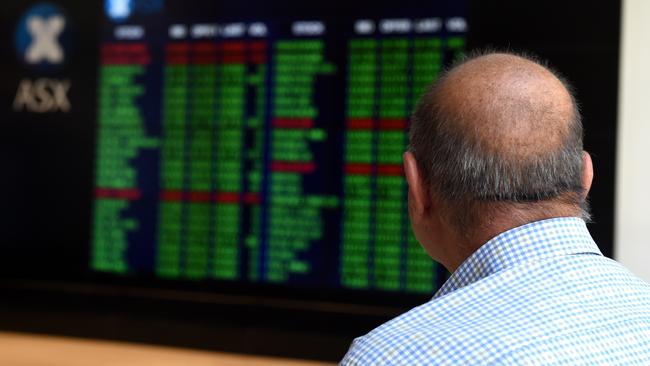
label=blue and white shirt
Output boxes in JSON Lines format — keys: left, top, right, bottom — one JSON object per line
{"left": 341, "top": 217, "right": 650, "bottom": 365}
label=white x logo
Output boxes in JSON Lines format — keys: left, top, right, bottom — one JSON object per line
{"left": 25, "top": 15, "right": 65, "bottom": 64}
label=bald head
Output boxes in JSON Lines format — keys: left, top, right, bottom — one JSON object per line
{"left": 437, "top": 53, "right": 576, "bottom": 159}
{"left": 408, "top": 51, "right": 588, "bottom": 237}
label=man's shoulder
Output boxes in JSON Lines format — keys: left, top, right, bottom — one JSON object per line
{"left": 341, "top": 282, "right": 505, "bottom": 366}
{"left": 340, "top": 300, "right": 453, "bottom": 366}
{"left": 341, "top": 254, "right": 650, "bottom": 365}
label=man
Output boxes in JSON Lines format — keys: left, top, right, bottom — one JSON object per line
{"left": 341, "top": 52, "right": 650, "bottom": 365}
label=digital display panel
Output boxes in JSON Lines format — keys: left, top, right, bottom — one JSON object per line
{"left": 91, "top": 1, "right": 466, "bottom": 295}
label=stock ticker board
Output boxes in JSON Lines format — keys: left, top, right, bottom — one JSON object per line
{"left": 91, "top": 3, "right": 466, "bottom": 295}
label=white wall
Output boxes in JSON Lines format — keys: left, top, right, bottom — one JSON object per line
{"left": 615, "top": 0, "right": 650, "bottom": 280}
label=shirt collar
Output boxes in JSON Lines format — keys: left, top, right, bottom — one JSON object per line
{"left": 433, "top": 217, "right": 602, "bottom": 299}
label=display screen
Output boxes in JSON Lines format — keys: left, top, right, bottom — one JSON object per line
{"left": 91, "top": 1, "right": 466, "bottom": 295}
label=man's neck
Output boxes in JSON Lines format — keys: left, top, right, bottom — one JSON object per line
{"left": 442, "top": 204, "right": 582, "bottom": 272}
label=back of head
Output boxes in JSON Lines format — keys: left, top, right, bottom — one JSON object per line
{"left": 409, "top": 51, "right": 588, "bottom": 238}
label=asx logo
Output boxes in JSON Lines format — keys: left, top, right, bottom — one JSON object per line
{"left": 13, "top": 3, "right": 72, "bottom": 113}
{"left": 25, "top": 13, "right": 65, "bottom": 64}
{"left": 15, "top": 3, "right": 71, "bottom": 68}
{"left": 13, "top": 78, "right": 70, "bottom": 113}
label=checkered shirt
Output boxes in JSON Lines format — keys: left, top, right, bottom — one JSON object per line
{"left": 341, "top": 217, "right": 650, "bottom": 365}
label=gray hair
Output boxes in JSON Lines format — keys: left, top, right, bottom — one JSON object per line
{"left": 408, "top": 52, "right": 590, "bottom": 235}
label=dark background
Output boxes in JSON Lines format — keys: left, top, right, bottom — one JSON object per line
{"left": 0, "top": 0, "right": 620, "bottom": 361}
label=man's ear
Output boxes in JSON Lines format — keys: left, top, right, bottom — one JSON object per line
{"left": 581, "top": 151, "right": 593, "bottom": 198}
{"left": 403, "top": 151, "right": 430, "bottom": 215}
